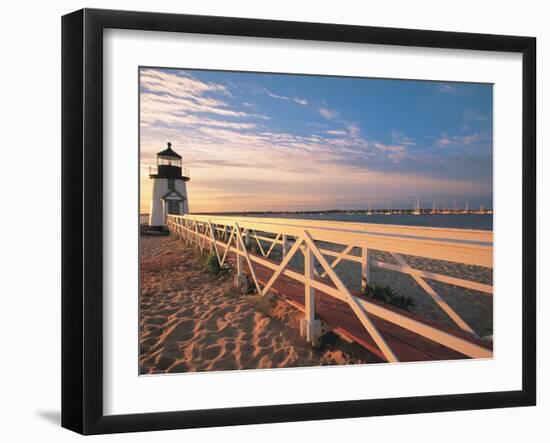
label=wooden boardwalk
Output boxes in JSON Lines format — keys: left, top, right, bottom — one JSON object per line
{"left": 167, "top": 214, "right": 493, "bottom": 363}
{"left": 230, "top": 254, "right": 492, "bottom": 363}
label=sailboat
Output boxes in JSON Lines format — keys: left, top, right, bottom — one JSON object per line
{"left": 367, "top": 200, "right": 373, "bottom": 216}
{"left": 442, "top": 201, "right": 451, "bottom": 214}
{"left": 384, "top": 202, "right": 392, "bottom": 215}
{"left": 431, "top": 201, "right": 437, "bottom": 215}
{"left": 412, "top": 195, "right": 421, "bottom": 215}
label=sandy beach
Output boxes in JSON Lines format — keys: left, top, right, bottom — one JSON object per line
{"left": 140, "top": 235, "right": 377, "bottom": 374}
{"left": 140, "top": 225, "right": 492, "bottom": 374}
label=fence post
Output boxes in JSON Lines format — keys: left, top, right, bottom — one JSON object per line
{"left": 235, "top": 227, "right": 243, "bottom": 287}
{"left": 361, "top": 246, "right": 370, "bottom": 291}
{"left": 282, "top": 234, "right": 288, "bottom": 257}
{"left": 209, "top": 224, "right": 214, "bottom": 253}
{"left": 302, "top": 244, "right": 317, "bottom": 343}
{"left": 184, "top": 220, "right": 187, "bottom": 244}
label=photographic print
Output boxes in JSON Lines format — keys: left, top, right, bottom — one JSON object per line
{"left": 61, "top": 10, "right": 536, "bottom": 433}
{"left": 139, "top": 67, "right": 494, "bottom": 375}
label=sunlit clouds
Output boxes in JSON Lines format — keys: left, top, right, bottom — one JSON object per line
{"left": 140, "top": 68, "right": 493, "bottom": 213}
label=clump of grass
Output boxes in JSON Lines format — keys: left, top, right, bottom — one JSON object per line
{"left": 202, "top": 252, "right": 221, "bottom": 275}
{"left": 362, "top": 283, "right": 415, "bottom": 311}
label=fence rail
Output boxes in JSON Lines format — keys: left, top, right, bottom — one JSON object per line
{"left": 166, "top": 214, "right": 493, "bottom": 363}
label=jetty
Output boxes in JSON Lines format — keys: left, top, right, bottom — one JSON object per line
{"left": 166, "top": 214, "right": 493, "bottom": 363}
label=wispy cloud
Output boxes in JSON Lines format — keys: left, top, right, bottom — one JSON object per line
{"left": 251, "top": 85, "right": 309, "bottom": 106}
{"left": 436, "top": 83, "right": 457, "bottom": 93}
{"left": 436, "top": 132, "right": 481, "bottom": 148}
{"left": 346, "top": 124, "right": 360, "bottom": 138}
{"left": 141, "top": 69, "right": 229, "bottom": 98}
{"left": 373, "top": 142, "right": 407, "bottom": 161}
{"left": 318, "top": 107, "right": 339, "bottom": 120}
{"left": 269, "top": 92, "right": 308, "bottom": 106}
{"left": 325, "top": 129, "right": 347, "bottom": 136}
{"left": 140, "top": 69, "right": 272, "bottom": 131}
{"left": 391, "top": 130, "right": 417, "bottom": 146}
{"left": 293, "top": 98, "right": 309, "bottom": 106}
{"left": 141, "top": 70, "right": 246, "bottom": 121}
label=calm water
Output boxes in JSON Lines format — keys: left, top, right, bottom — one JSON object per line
{"left": 141, "top": 213, "right": 493, "bottom": 230}
{"left": 253, "top": 213, "right": 493, "bottom": 230}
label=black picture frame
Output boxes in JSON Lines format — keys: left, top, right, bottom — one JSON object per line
{"left": 61, "top": 8, "right": 536, "bottom": 435}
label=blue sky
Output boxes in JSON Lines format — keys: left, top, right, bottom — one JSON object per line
{"left": 140, "top": 68, "right": 493, "bottom": 213}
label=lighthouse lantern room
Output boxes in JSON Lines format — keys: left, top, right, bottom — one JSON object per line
{"left": 148, "top": 142, "right": 190, "bottom": 227}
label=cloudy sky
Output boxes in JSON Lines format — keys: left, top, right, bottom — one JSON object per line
{"left": 139, "top": 67, "right": 493, "bottom": 213}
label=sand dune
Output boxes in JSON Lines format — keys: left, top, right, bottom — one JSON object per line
{"left": 140, "top": 236, "right": 376, "bottom": 374}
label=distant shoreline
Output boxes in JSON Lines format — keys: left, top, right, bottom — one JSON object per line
{"left": 141, "top": 209, "right": 494, "bottom": 216}
{"left": 140, "top": 210, "right": 493, "bottom": 230}
{"left": 192, "top": 209, "right": 493, "bottom": 216}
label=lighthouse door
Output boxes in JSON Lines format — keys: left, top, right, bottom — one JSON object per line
{"left": 167, "top": 200, "right": 180, "bottom": 215}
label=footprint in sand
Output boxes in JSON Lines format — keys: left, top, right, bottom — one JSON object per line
{"left": 201, "top": 345, "right": 222, "bottom": 361}
{"left": 256, "top": 336, "right": 273, "bottom": 349}
{"left": 165, "top": 320, "right": 195, "bottom": 342}
{"left": 209, "top": 351, "right": 238, "bottom": 371}
{"left": 169, "top": 361, "right": 189, "bottom": 372}
{"left": 223, "top": 341, "right": 237, "bottom": 352}
{"left": 270, "top": 348, "right": 289, "bottom": 366}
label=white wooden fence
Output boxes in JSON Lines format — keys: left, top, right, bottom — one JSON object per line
{"left": 166, "top": 214, "right": 493, "bottom": 363}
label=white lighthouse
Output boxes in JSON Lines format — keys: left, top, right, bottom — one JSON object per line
{"left": 148, "top": 142, "right": 190, "bottom": 227}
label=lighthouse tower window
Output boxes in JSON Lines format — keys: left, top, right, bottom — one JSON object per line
{"left": 158, "top": 157, "right": 181, "bottom": 168}
{"left": 168, "top": 179, "right": 175, "bottom": 191}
